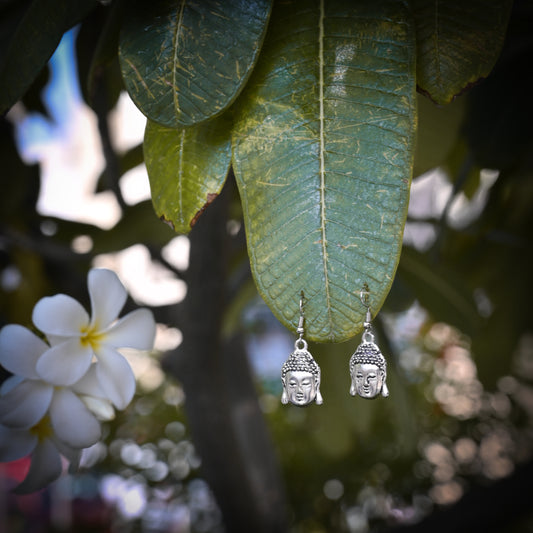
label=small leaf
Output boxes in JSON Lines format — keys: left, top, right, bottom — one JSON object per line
{"left": 233, "top": 0, "right": 416, "bottom": 342}
{"left": 119, "top": 0, "right": 272, "bottom": 127}
{"left": 76, "top": 0, "right": 127, "bottom": 109}
{"left": 144, "top": 114, "right": 232, "bottom": 233}
{"left": 0, "top": 0, "right": 98, "bottom": 115}
{"left": 412, "top": 0, "right": 513, "bottom": 104}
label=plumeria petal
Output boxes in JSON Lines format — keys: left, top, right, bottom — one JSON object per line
{"left": 32, "top": 294, "right": 89, "bottom": 336}
{"left": 104, "top": 309, "right": 156, "bottom": 350}
{"left": 72, "top": 363, "right": 106, "bottom": 398}
{"left": 95, "top": 346, "right": 136, "bottom": 410}
{"left": 72, "top": 365, "right": 116, "bottom": 420}
{"left": 47, "top": 334, "right": 72, "bottom": 346}
{"left": 0, "top": 380, "right": 53, "bottom": 428}
{"left": 0, "top": 325, "right": 47, "bottom": 379}
{"left": 80, "top": 396, "right": 115, "bottom": 421}
{"left": 36, "top": 339, "right": 93, "bottom": 386}
{"left": 1, "top": 375, "right": 24, "bottom": 395}
{"left": 14, "top": 438, "right": 63, "bottom": 494}
{"left": 49, "top": 388, "right": 101, "bottom": 448}
{"left": 88, "top": 269, "right": 127, "bottom": 330}
{"left": 0, "top": 425, "right": 37, "bottom": 462}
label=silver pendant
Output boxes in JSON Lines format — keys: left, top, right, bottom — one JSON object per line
{"left": 281, "top": 293, "right": 323, "bottom": 406}
{"left": 349, "top": 286, "right": 389, "bottom": 399}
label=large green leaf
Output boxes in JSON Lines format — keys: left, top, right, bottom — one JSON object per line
{"left": 144, "top": 114, "right": 232, "bottom": 233}
{"left": 119, "top": 0, "right": 272, "bottom": 127}
{"left": 412, "top": 0, "right": 513, "bottom": 105}
{"left": 233, "top": 0, "right": 416, "bottom": 342}
{"left": 0, "top": 0, "right": 98, "bottom": 115}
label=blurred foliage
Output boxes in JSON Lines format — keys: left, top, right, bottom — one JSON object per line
{"left": 1, "top": 0, "right": 533, "bottom": 532}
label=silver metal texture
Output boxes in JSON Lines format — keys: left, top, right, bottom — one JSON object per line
{"left": 349, "top": 285, "right": 389, "bottom": 399}
{"left": 281, "top": 292, "right": 323, "bottom": 406}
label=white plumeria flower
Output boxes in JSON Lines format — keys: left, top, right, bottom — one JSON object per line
{"left": 32, "top": 268, "right": 156, "bottom": 409}
{"left": 0, "top": 325, "right": 103, "bottom": 493}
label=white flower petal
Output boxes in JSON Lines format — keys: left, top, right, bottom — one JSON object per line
{"left": 80, "top": 396, "right": 115, "bottom": 421}
{"left": 36, "top": 339, "right": 93, "bottom": 386}
{"left": 95, "top": 346, "right": 136, "bottom": 409}
{"left": 0, "top": 380, "right": 52, "bottom": 428}
{"left": 14, "top": 438, "right": 63, "bottom": 494}
{"left": 47, "top": 334, "right": 71, "bottom": 346}
{"left": 72, "top": 363, "right": 106, "bottom": 397}
{"left": 1, "top": 375, "right": 23, "bottom": 395}
{"left": 32, "top": 294, "right": 89, "bottom": 336}
{"left": 0, "top": 325, "right": 48, "bottom": 379}
{"left": 88, "top": 269, "right": 127, "bottom": 330}
{"left": 49, "top": 388, "right": 101, "bottom": 448}
{"left": 104, "top": 309, "right": 156, "bottom": 350}
{"left": 0, "top": 425, "right": 37, "bottom": 462}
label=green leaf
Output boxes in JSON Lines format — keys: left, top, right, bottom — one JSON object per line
{"left": 397, "top": 246, "right": 482, "bottom": 335}
{"left": 76, "top": 1, "right": 127, "bottom": 110}
{"left": 119, "top": 0, "right": 272, "bottom": 127}
{"left": 233, "top": 0, "right": 416, "bottom": 342}
{"left": 0, "top": 0, "right": 98, "bottom": 115}
{"left": 412, "top": 0, "right": 513, "bottom": 104}
{"left": 144, "top": 114, "right": 232, "bottom": 233}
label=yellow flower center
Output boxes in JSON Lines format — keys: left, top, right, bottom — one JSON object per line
{"left": 79, "top": 324, "right": 104, "bottom": 351}
{"left": 30, "top": 415, "right": 54, "bottom": 442}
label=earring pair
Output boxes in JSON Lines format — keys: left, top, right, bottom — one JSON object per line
{"left": 280, "top": 287, "right": 389, "bottom": 407}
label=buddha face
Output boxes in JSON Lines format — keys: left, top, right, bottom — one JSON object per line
{"left": 351, "top": 363, "right": 384, "bottom": 399}
{"left": 283, "top": 370, "right": 317, "bottom": 406}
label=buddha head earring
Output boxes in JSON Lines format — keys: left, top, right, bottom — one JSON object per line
{"left": 349, "top": 284, "right": 389, "bottom": 399}
{"left": 281, "top": 292, "right": 323, "bottom": 406}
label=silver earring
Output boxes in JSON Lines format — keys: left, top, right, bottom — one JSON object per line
{"left": 349, "top": 284, "right": 389, "bottom": 399}
{"left": 281, "top": 292, "right": 323, "bottom": 406}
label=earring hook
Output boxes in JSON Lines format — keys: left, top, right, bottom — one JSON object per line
{"left": 359, "top": 283, "right": 373, "bottom": 333}
{"left": 359, "top": 282, "right": 370, "bottom": 309}
{"left": 297, "top": 290, "right": 305, "bottom": 338}
{"left": 299, "top": 290, "right": 305, "bottom": 315}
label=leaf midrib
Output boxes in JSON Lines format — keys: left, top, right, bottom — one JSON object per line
{"left": 178, "top": 129, "right": 185, "bottom": 226}
{"left": 172, "top": 0, "right": 187, "bottom": 117}
{"left": 318, "top": 0, "right": 333, "bottom": 334}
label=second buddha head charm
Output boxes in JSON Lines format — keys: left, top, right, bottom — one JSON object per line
{"left": 349, "top": 285, "right": 389, "bottom": 400}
